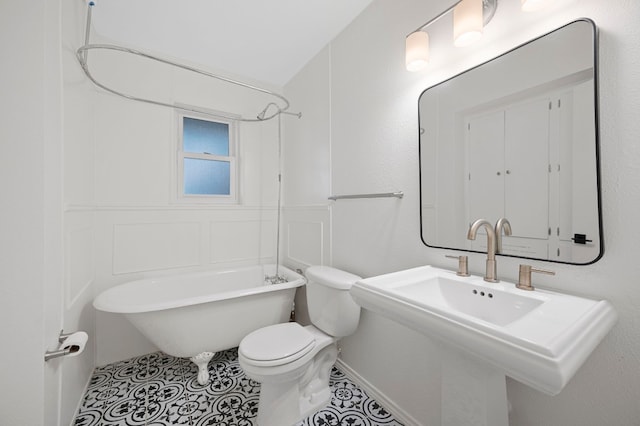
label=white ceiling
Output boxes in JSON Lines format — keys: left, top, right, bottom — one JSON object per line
{"left": 89, "top": 0, "right": 374, "bottom": 87}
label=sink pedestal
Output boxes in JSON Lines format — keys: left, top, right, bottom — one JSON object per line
{"left": 441, "top": 348, "right": 508, "bottom": 426}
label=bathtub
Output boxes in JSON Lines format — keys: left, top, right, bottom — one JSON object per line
{"left": 93, "top": 264, "right": 305, "bottom": 384}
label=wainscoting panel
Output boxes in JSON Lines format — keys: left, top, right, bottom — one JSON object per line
{"left": 112, "top": 222, "right": 202, "bottom": 274}
{"left": 210, "top": 219, "right": 277, "bottom": 264}
{"left": 283, "top": 206, "right": 331, "bottom": 269}
{"left": 287, "top": 221, "right": 324, "bottom": 265}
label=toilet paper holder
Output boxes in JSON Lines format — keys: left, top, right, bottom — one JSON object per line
{"left": 44, "top": 330, "right": 84, "bottom": 361}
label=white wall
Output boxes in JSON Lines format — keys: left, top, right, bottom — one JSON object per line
{"left": 281, "top": 46, "right": 333, "bottom": 277}
{"left": 284, "top": 0, "right": 640, "bottom": 424}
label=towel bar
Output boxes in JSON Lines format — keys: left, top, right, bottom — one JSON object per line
{"left": 328, "top": 191, "right": 404, "bottom": 201}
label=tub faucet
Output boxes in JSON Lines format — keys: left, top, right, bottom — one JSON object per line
{"left": 494, "top": 217, "right": 512, "bottom": 254}
{"left": 467, "top": 219, "right": 499, "bottom": 283}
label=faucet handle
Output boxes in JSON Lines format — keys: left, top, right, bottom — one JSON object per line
{"left": 516, "top": 264, "right": 555, "bottom": 291}
{"left": 445, "top": 255, "right": 470, "bottom": 277}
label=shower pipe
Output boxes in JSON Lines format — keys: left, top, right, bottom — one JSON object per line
{"left": 77, "top": 1, "right": 301, "bottom": 122}
{"left": 274, "top": 113, "right": 284, "bottom": 281}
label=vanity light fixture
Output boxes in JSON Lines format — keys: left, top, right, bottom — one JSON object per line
{"left": 406, "top": 0, "right": 498, "bottom": 72}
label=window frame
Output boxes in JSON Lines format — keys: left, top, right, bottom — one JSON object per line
{"left": 176, "top": 110, "right": 239, "bottom": 203}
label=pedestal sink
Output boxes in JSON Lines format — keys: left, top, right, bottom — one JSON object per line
{"left": 350, "top": 266, "right": 617, "bottom": 425}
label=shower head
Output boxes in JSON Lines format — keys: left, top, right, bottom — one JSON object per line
{"left": 257, "top": 103, "right": 302, "bottom": 120}
{"left": 257, "top": 102, "right": 279, "bottom": 120}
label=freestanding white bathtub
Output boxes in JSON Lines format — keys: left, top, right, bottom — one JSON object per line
{"left": 93, "top": 264, "right": 306, "bottom": 384}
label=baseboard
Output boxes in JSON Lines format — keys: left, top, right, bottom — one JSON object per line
{"left": 335, "top": 358, "right": 424, "bottom": 426}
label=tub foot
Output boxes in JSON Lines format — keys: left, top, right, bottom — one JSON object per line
{"left": 190, "top": 351, "right": 215, "bottom": 385}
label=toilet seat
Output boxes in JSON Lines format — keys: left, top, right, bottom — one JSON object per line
{"left": 239, "top": 322, "right": 316, "bottom": 367}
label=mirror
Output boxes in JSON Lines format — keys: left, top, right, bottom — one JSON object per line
{"left": 419, "top": 19, "right": 602, "bottom": 264}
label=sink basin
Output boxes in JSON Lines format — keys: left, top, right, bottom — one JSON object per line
{"left": 350, "top": 265, "right": 617, "bottom": 395}
{"left": 394, "top": 275, "right": 543, "bottom": 327}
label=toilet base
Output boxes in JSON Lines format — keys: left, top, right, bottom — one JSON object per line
{"left": 255, "top": 343, "right": 338, "bottom": 426}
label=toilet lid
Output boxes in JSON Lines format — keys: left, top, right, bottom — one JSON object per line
{"left": 240, "top": 323, "right": 315, "bottom": 365}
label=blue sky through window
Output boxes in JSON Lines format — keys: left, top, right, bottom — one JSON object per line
{"left": 183, "top": 158, "right": 230, "bottom": 195}
{"left": 183, "top": 117, "right": 229, "bottom": 155}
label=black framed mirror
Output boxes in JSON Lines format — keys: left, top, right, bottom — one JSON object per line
{"left": 419, "top": 19, "right": 602, "bottom": 264}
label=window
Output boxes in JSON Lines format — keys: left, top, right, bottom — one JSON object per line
{"left": 178, "top": 113, "right": 237, "bottom": 202}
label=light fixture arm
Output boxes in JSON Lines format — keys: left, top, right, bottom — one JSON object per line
{"left": 482, "top": 0, "right": 498, "bottom": 26}
{"left": 408, "top": 0, "right": 463, "bottom": 36}
{"left": 408, "top": 0, "right": 497, "bottom": 36}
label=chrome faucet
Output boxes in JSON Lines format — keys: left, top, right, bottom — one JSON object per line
{"left": 467, "top": 219, "right": 499, "bottom": 283}
{"left": 494, "top": 217, "right": 512, "bottom": 254}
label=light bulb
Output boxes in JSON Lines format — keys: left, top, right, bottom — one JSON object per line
{"left": 453, "top": 0, "right": 483, "bottom": 47}
{"left": 406, "top": 31, "right": 429, "bottom": 72}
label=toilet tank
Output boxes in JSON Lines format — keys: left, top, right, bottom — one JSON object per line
{"left": 305, "top": 266, "right": 362, "bottom": 337}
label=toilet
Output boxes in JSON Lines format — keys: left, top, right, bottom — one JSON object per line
{"left": 238, "top": 265, "right": 362, "bottom": 426}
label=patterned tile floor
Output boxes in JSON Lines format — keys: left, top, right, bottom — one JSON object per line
{"left": 74, "top": 349, "right": 404, "bottom": 426}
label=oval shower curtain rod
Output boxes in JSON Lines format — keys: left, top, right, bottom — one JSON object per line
{"left": 77, "top": 1, "right": 301, "bottom": 122}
